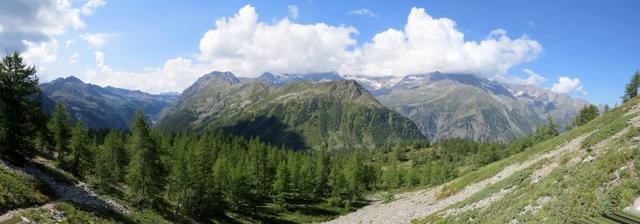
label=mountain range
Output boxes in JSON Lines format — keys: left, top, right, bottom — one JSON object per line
{"left": 155, "top": 71, "right": 425, "bottom": 150}
{"left": 40, "top": 76, "right": 176, "bottom": 130}
{"left": 40, "top": 71, "right": 588, "bottom": 145}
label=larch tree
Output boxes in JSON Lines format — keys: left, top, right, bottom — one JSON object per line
{"left": 0, "top": 52, "right": 44, "bottom": 163}
{"left": 126, "top": 109, "right": 165, "bottom": 207}
{"left": 49, "top": 103, "right": 71, "bottom": 163}
{"left": 66, "top": 121, "right": 93, "bottom": 177}
{"left": 623, "top": 70, "right": 640, "bottom": 102}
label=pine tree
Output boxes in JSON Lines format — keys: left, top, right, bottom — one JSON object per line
{"left": 65, "top": 122, "right": 92, "bottom": 177}
{"left": 48, "top": 103, "right": 71, "bottom": 162}
{"left": 95, "top": 131, "right": 127, "bottom": 187}
{"left": 344, "top": 152, "right": 363, "bottom": 201}
{"left": 126, "top": 109, "right": 165, "bottom": 207}
{"left": 0, "top": 52, "right": 43, "bottom": 163}
{"left": 248, "top": 137, "right": 270, "bottom": 200}
{"left": 623, "top": 70, "right": 640, "bottom": 102}
{"left": 328, "top": 160, "right": 347, "bottom": 206}
{"left": 571, "top": 105, "right": 599, "bottom": 127}
{"left": 532, "top": 116, "right": 559, "bottom": 141}
{"left": 272, "top": 162, "right": 289, "bottom": 210}
{"left": 298, "top": 156, "right": 316, "bottom": 198}
{"left": 315, "top": 149, "right": 330, "bottom": 197}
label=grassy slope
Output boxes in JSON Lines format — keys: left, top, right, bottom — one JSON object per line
{"left": 0, "top": 165, "right": 52, "bottom": 214}
{"left": 418, "top": 97, "right": 640, "bottom": 223}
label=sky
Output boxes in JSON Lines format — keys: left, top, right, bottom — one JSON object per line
{"left": 1, "top": 0, "right": 639, "bottom": 105}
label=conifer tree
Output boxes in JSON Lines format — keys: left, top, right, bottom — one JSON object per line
{"left": 298, "top": 156, "right": 316, "bottom": 198}
{"left": 273, "top": 162, "right": 289, "bottom": 210}
{"left": 0, "top": 52, "right": 43, "bottom": 163}
{"left": 48, "top": 103, "right": 71, "bottom": 162}
{"left": 95, "top": 131, "right": 127, "bottom": 186}
{"left": 315, "top": 149, "right": 330, "bottom": 197}
{"left": 570, "top": 105, "right": 599, "bottom": 127}
{"left": 126, "top": 109, "right": 165, "bottom": 207}
{"left": 623, "top": 70, "right": 640, "bottom": 102}
{"left": 66, "top": 121, "right": 92, "bottom": 176}
{"left": 344, "top": 152, "right": 363, "bottom": 201}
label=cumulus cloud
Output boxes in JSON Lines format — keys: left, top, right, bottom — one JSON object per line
{"left": 348, "top": 8, "right": 378, "bottom": 18}
{"left": 340, "top": 7, "right": 542, "bottom": 78}
{"left": 81, "top": 0, "right": 106, "bottom": 15}
{"left": 21, "top": 39, "right": 59, "bottom": 64}
{"left": 551, "top": 76, "right": 583, "bottom": 94}
{"left": 0, "top": 0, "right": 87, "bottom": 52}
{"left": 288, "top": 5, "right": 299, "bottom": 20}
{"left": 81, "top": 51, "right": 214, "bottom": 93}
{"left": 198, "top": 5, "right": 357, "bottom": 77}
{"left": 521, "top": 69, "right": 546, "bottom": 85}
{"left": 80, "top": 32, "right": 111, "bottom": 47}
{"left": 70, "top": 5, "right": 548, "bottom": 94}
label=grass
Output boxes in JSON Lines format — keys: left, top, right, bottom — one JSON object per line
{"left": 220, "top": 196, "right": 364, "bottom": 224}
{"left": 31, "top": 159, "right": 78, "bottom": 185}
{"left": 0, "top": 216, "right": 22, "bottom": 224}
{"left": 416, "top": 99, "right": 640, "bottom": 223}
{"left": 0, "top": 166, "right": 52, "bottom": 213}
{"left": 580, "top": 113, "right": 632, "bottom": 150}
{"left": 433, "top": 100, "right": 634, "bottom": 200}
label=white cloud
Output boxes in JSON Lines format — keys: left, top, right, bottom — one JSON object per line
{"left": 21, "top": 39, "right": 59, "bottom": 64}
{"left": 340, "top": 7, "right": 542, "bottom": 78}
{"left": 68, "top": 52, "right": 79, "bottom": 65}
{"left": 551, "top": 76, "right": 583, "bottom": 94}
{"left": 82, "top": 52, "right": 213, "bottom": 93}
{"left": 288, "top": 5, "right": 299, "bottom": 20}
{"left": 348, "top": 8, "right": 378, "bottom": 18}
{"left": 80, "top": 33, "right": 111, "bottom": 48}
{"left": 81, "top": 0, "right": 106, "bottom": 15}
{"left": 198, "top": 5, "right": 357, "bottom": 77}
{"left": 65, "top": 40, "right": 76, "bottom": 50}
{"left": 521, "top": 69, "right": 546, "bottom": 85}
{"left": 94, "top": 51, "right": 106, "bottom": 69}
{"left": 0, "top": 0, "right": 103, "bottom": 69}
{"left": 70, "top": 5, "right": 548, "bottom": 94}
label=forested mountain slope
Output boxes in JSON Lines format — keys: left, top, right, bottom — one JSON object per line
{"left": 156, "top": 71, "right": 425, "bottom": 151}
{"left": 327, "top": 96, "right": 640, "bottom": 223}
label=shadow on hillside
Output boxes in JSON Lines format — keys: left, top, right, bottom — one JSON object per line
{"left": 223, "top": 116, "right": 308, "bottom": 150}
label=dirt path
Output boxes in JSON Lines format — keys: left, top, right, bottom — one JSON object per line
{"left": 0, "top": 160, "right": 131, "bottom": 221}
{"left": 324, "top": 133, "right": 590, "bottom": 224}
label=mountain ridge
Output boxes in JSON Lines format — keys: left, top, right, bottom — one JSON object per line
{"left": 40, "top": 76, "right": 176, "bottom": 129}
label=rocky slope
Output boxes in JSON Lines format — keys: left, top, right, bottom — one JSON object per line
{"left": 326, "top": 97, "right": 640, "bottom": 223}
{"left": 370, "top": 72, "right": 588, "bottom": 142}
{"left": 156, "top": 72, "right": 425, "bottom": 151}
{"left": 40, "top": 76, "right": 176, "bottom": 129}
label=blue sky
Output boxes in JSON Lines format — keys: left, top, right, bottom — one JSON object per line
{"left": 1, "top": 0, "right": 639, "bottom": 105}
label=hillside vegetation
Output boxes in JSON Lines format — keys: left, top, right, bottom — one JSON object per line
{"left": 327, "top": 96, "right": 640, "bottom": 224}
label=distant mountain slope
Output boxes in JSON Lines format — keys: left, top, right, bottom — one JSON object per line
{"left": 368, "top": 72, "right": 588, "bottom": 142}
{"left": 40, "top": 76, "right": 176, "bottom": 129}
{"left": 156, "top": 72, "right": 425, "bottom": 151}
{"left": 247, "top": 71, "right": 588, "bottom": 142}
